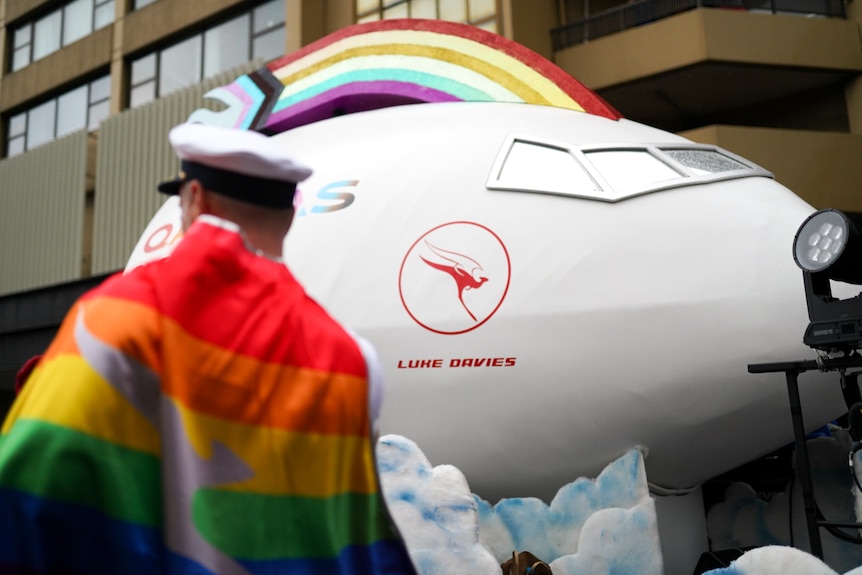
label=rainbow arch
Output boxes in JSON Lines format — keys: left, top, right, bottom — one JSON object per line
{"left": 188, "top": 19, "right": 621, "bottom": 133}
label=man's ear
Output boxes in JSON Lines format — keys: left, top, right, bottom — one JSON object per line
{"left": 189, "top": 180, "right": 211, "bottom": 217}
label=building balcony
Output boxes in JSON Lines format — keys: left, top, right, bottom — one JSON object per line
{"left": 553, "top": 0, "right": 846, "bottom": 50}
{"left": 553, "top": 7, "right": 862, "bottom": 132}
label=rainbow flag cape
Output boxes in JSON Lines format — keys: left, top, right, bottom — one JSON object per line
{"left": 0, "top": 216, "right": 415, "bottom": 575}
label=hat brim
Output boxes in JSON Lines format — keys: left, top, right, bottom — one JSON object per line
{"left": 157, "top": 176, "right": 184, "bottom": 195}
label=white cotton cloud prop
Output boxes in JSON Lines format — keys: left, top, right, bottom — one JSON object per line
{"left": 700, "top": 545, "right": 840, "bottom": 575}
{"left": 376, "top": 434, "right": 501, "bottom": 575}
{"left": 376, "top": 435, "right": 663, "bottom": 575}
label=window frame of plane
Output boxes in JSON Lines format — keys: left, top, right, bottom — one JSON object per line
{"left": 485, "top": 133, "right": 774, "bottom": 203}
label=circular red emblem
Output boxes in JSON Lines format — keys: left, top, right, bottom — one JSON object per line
{"left": 398, "top": 222, "right": 511, "bottom": 334}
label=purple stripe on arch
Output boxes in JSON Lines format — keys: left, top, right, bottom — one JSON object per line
{"left": 263, "top": 81, "right": 461, "bottom": 133}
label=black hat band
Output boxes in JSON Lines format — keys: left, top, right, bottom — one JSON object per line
{"left": 162, "top": 160, "right": 297, "bottom": 209}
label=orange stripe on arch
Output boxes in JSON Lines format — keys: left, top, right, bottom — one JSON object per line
{"left": 161, "top": 317, "right": 371, "bottom": 437}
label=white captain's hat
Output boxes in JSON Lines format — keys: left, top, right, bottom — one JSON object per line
{"left": 157, "top": 123, "right": 312, "bottom": 209}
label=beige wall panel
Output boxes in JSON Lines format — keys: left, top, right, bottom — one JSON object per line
{"left": 123, "top": 0, "right": 247, "bottom": 56}
{"left": 681, "top": 124, "right": 862, "bottom": 212}
{"left": 501, "top": 0, "right": 558, "bottom": 59}
{"left": 701, "top": 10, "right": 862, "bottom": 70}
{"left": 287, "top": 0, "right": 351, "bottom": 51}
{"left": 0, "top": 132, "right": 87, "bottom": 296}
{"left": 4, "top": 0, "right": 49, "bottom": 23}
{"left": 846, "top": 78, "right": 862, "bottom": 135}
{"left": 554, "top": 8, "right": 862, "bottom": 91}
{"left": 325, "top": 0, "right": 354, "bottom": 35}
{"left": 287, "top": 0, "right": 325, "bottom": 51}
{"left": 0, "top": 26, "right": 113, "bottom": 113}
{"left": 555, "top": 9, "right": 708, "bottom": 90}
{"left": 92, "top": 61, "right": 261, "bottom": 275}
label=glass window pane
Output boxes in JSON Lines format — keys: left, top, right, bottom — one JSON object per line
{"left": 8, "top": 136, "right": 26, "bottom": 157}
{"left": 469, "top": 0, "right": 496, "bottom": 21}
{"left": 94, "top": 1, "right": 114, "bottom": 29}
{"left": 131, "top": 54, "right": 156, "bottom": 84}
{"left": 88, "top": 100, "right": 110, "bottom": 130}
{"left": 252, "top": 28, "right": 285, "bottom": 63}
{"left": 63, "top": 0, "right": 94, "bottom": 45}
{"left": 130, "top": 81, "right": 156, "bottom": 107}
{"left": 411, "top": 0, "right": 438, "bottom": 18}
{"left": 33, "top": 11, "right": 62, "bottom": 61}
{"left": 204, "top": 15, "right": 250, "bottom": 79}
{"left": 253, "top": 0, "right": 284, "bottom": 33}
{"left": 89, "top": 75, "right": 111, "bottom": 103}
{"left": 584, "top": 150, "right": 681, "bottom": 191}
{"left": 14, "top": 26, "right": 31, "bottom": 49}
{"left": 384, "top": 3, "right": 409, "bottom": 18}
{"left": 159, "top": 36, "right": 202, "bottom": 96}
{"left": 476, "top": 18, "right": 496, "bottom": 32}
{"left": 57, "top": 85, "right": 88, "bottom": 137}
{"left": 134, "top": 0, "right": 158, "bottom": 8}
{"left": 663, "top": 149, "right": 747, "bottom": 176}
{"left": 357, "top": 0, "right": 379, "bottom": 13}
{"left": 12, "top": 47, "right": 30, "bottom": 71}
{"left": 9, "top": 113, "right": 26, "bottom": 137}
{"left": 357, "top": 12, "right": 380, "bottom": 22}
{"left": 27, "top": 100, "right": 57, "bottom": 149}
{"left": 439, "top": 0, "right": 467, "bottom": 21}
{"left": 498, "top": 141, "right": 600, "bottom": 195}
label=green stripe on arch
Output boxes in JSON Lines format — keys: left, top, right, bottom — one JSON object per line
{"left": 193, "top": 488, "right": 398, "bottom": 560}
{"left": 0, "top": 418, "right": 162, "bottom": 527}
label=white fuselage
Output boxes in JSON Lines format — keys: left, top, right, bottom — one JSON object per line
{"left": 129, "top": 102, "right": 846, "bottom": 502}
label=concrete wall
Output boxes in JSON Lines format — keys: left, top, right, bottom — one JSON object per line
{"left": 0, "top": 132, "right": 88, "bottom": 295}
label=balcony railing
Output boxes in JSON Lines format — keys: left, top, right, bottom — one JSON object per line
{"left": 552, "top": 0, "right": 846, "bottom": 51}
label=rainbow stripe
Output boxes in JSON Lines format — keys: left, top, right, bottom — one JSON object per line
{"left": 0, "top": 218, "right": 415, "bottom": 575}
{"left": 189, "top": 19, "right": 620, "bottom": 133}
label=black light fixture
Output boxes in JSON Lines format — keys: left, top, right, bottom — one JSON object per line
{"left": 793, "top": 209, "right": 862, "bottom": 353}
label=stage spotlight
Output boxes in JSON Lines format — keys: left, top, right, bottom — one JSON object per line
{"left": 793, "top": 209, "right": 862, "bottom": 353}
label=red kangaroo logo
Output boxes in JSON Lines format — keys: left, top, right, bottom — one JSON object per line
{"left": 419, "top": 240, "right": 489, "bottom": 321}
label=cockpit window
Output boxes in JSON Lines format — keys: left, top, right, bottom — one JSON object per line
{"left": 486, "top": 135, "right": 773, "bottom": 203}
{"left": 582, "top": 149, "right": 681, "bottom": 191}
{"left": 662, "top": 149, "right": 747, "bottom": 175}
{"left": 498, "top": 140, "right": 600, "bottom": 196}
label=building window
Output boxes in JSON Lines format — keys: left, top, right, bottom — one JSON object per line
{"left": 133, "top": 0, "right": 159, "bottom": 8}
{"left": 129, "top": 0, "right": 285, "bottom": 108}
{"left": 356, "top": 0, "right": 498, "bottom": 31}
{"left": 5, "top": 75, "right": 111, "bottom": 158}
{"left": 10, "top": 0, "right": 115, "bottom": 72}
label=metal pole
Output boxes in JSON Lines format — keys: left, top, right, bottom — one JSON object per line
{"left": 784, "top": 369, "right": 824, "bottom": 559}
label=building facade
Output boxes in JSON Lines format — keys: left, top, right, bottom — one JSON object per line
{"left": 0, "top": 0, "right": 860, "bottom": 398}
